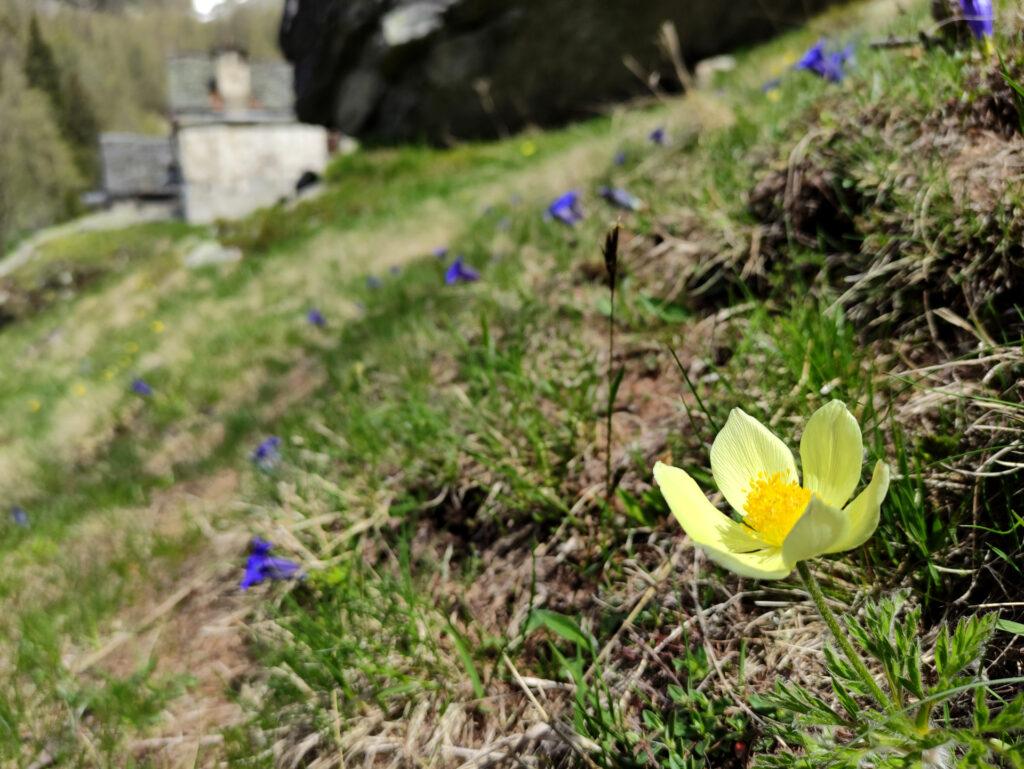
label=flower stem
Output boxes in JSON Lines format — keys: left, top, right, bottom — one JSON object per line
{"left": 602, "top": 226, "right": 620, "bottom": 503}
{"left": 796, "top": 561, "right": 893, "bottom": 710}
{"left": 605, "top": 277, "right": 615, "bottom": 501}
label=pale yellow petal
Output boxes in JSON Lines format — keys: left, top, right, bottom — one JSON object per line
{"left": 703, "top": 545, "right": 793, "bottom": 580}
{"left": 800, "top": 400, "right": 864, "bottom": 508}
{"left": 710, "top": 408, "right": 798, "bottom": 516}
{"left": 654, "top": 462, "right": 792, "bottom": 579}
{"left": 654, "top": 461, "right": 746, "bottom": 550}
{"left": 781, "top": 495, "right": 846, "bottom": 564}
{"left": 824, "top": 460, "right": 890, "bottom": 554}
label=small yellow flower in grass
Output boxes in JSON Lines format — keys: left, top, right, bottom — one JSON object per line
{"left": 28, "top": 399, "right": 41, "bottom": 413}
{"left": 520, "top": 140, "right": 537, "bottom": 157}
{"left": 103, "top": 369, "right": 115, "bottom": 381}
{"left": 152, "top": 320, "right": 165, "bottom": 334}
{"left": 125, "top": 342, "right": 140, "bottom": 354}
{"left": 72, "top": 383, "right": 87, "bottom": 397}
{"left": 654, "top": 401, "right": 889, "bottom": 579}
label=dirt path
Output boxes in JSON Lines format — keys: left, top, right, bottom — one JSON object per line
{"left": 0, "top": 202, "right": 176, "bottom": 279}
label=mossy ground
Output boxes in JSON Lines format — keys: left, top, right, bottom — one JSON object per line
{"left": 0, "top": 1, "right": 1021, "bottom": 766}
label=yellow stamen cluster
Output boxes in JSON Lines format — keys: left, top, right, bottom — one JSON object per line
{"left": 743, "top": 471, "right": 812, "bottom": 546}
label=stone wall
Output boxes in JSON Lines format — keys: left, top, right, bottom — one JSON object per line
{"left": 100, "top": 133, "right": 177, "bottom": 200}
{"left": 176, "top": 122, "right": 328, "bottom": 223}
{"left": 279, "top": 0, "right": 841, "bottom": 143}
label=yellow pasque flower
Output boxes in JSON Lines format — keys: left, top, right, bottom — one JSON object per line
{"left": 654, "top": 401, "right": 889, "bottom": 579}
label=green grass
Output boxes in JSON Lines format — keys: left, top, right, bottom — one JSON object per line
{"left": 1, "top": 0, "right": 1022, "bottom": 764}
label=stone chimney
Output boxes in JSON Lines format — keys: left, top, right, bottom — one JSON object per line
{"left": 214, "top": 49, "right": 252, "bottom": 114}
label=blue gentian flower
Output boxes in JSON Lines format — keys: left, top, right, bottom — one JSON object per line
{"left": 613, "top": 150, "right": 627, "bottom": 166}
{"left": 649, "top": 127, "right": 667, "bottom": 145}
{"left": 598, "top": 186, "right": 643, "bottom": 211}
{"left": 960, "top": 0, "right": 994, "bottom": 38}
{"left": 444, "top": 256, "right": 480, "bottom": 285}
{"left": 761, "top": 77, "right": 783, "bottom": 92}
{"left": 131, "top": 378, "right": 153, "bottom": 397}
{"left": 547, "top": 190, "right": 585, "bottom": 226}
{"left": 307, "top": 308, "right": 326, "bottom": 327}
{"left": 794, "top": 40, "right": 828, "bottom": 76}
{"left": 240, "top": 537, "right": 301, "bottom": 590}
{"left": 252, "top": 436, "right": 281, "bottom": 470}
{"left": 433, "top": 246, "right": 449, "bottom": 260}
{"left": 794, "top": 39, "right": 853, "bottom": 83}
{"left": 366, "top": 275, "right": 382, "bottom": 289}
{"left": 11, "top": 506, "right": 29, "bottom": 528}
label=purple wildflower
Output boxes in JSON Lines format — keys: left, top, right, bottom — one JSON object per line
{"left": 240, "top": 537, "right": 301, "bottom": 590}
{"left": 432, "top": 246, "right": 449, "bottom": 260}
{"left": 252, "top": 436, "right": 281, "bottom": 470}
{"left": 649, "top": 127, "right": 667, "bottom": 145}
{"left": 613, "top": 150, "right": 627, "bottom": 166}
{"left": 598, "top": 186, "right": 643, "bottom": 211}
{"left": 444, "top": 256, "right": 480, "bottom": 285}
{"left": 307, "top": 308, "right": 326, "bottom": 327}
{"left": 389, "top": 265, "right": 401, "bottom": 276}
{"left": 794, "top": 39, "right": 853, "bottom": 83}
{"left": 11, "top": 506, "right": 29, "bottom": 528}
{"left": 547, "top": 190, "right": 585, "bottom": 227}
{"left": 131, "top": 378, "right": 153, "bottom": 397}
{"left": 761, "top": 77, "right": 783, "bottom": 92}
{"left": 959, "top": 0, "right": 994, "bottom": 38}
{"left": 366, "top": 275, "right": 382, "bottom": 289}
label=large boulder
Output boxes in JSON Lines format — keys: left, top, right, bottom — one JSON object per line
{"left": 279, "top": 0, "right": 838, "bottom": 143}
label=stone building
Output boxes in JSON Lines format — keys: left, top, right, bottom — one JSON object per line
{"left": 98, "top": 48, "right": 329, "bottom": 224}
{"left": 168, "top": 48, "right": 329, "bottom": 223}
{"left": 99, "top": 133, "right": 178, "bottom": 202}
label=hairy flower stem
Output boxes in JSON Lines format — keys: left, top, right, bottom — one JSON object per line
{"left": 797, "top": 561, "right": 893, "bottom": 710}
{"left": 915, "top": 702, "right": 935, "bottom": 733}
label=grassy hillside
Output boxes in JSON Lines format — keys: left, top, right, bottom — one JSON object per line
{"left": 0, "top": 0, "right": 1022, "bottom": 766}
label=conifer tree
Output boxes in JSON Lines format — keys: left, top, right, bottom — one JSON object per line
{"left": 60, "top": 71, "right": 100, "bottom": 179}
{"left": 24, "top": 16, "right": 100, "bottom": 182}
{"left": 24, "top": 15, "right": 61, "bottom": 106}
{"left": 0, "top": 60, "right": 81, "bottom": 247}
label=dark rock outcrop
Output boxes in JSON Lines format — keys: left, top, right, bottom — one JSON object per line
{"left": 280, "top": 0, "right": 839, "bottom": 143}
